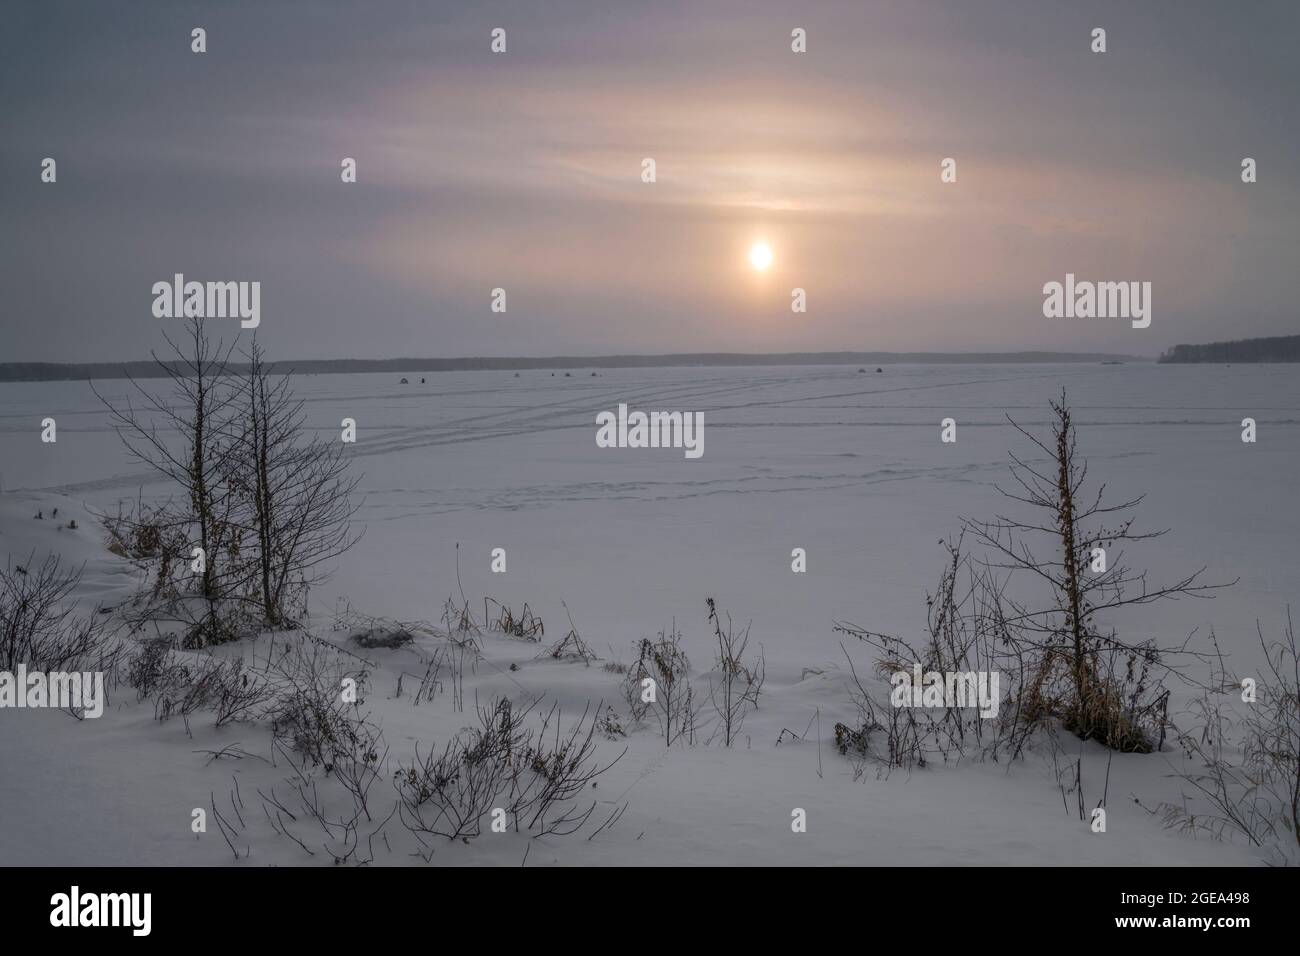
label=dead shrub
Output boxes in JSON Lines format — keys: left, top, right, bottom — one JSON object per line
{"left": 621, "top": 624, "right": 697, "bottom": 746}
{"left": 393, "top": 696, "right": 622, "bottom": 848}
{"left": 1, "top": 553, "right": 115, "bottom": 674}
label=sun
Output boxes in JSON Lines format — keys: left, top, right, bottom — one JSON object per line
{"left": 749, "top": 242, "right": 773, "bottom": 271}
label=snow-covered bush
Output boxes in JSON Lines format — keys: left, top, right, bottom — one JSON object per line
{"left": 621, "top": 624, "right": 697, "bottom": 745}
{"left": 0, "top": 552, "right": 117, "bottom": 674}
{"left": 395, "top": 696, "right": 621, "bottom": 847}
{"left": 1164, "top": 613, "right": 1300, "bottom": 864}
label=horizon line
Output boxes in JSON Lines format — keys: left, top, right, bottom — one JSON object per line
{"left": 0, "top": 349, "right": 1154, "bottom": 382}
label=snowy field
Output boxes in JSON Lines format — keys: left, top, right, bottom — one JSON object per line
{"left": 1, "top": 361, "right": 1296, "bottom": 865}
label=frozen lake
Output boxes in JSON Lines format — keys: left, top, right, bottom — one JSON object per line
{"left": 3, "top": 361, "right": 1296, "bottom": 676}
{"left": 3, "top": 360, "right": 1298, "bottom": 866}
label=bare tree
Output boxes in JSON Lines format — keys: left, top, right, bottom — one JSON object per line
{"left": 93, "top": 319, "right": 244, "bottom": 642}
{"left": 95, "top": 325, "right": 361, "bottom": 640}
{"left": 232, "top": 340, "right": 362, "bottom": 627}
{"left": 832, "top": 392, "right": 1235, "bottom": 770}
{"left": 962, "top": 389, "right": 1231, "bottom": 750}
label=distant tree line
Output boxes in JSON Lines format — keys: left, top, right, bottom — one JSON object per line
{"left": 1159, "top": 334, "right": 1300, "bottom": 363}
{"left": 0, "top": 350, "right": 1145, "bottom": 382}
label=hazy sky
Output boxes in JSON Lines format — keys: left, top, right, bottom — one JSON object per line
{"left": 3, "top": 0, "right": 1297, "bottom": 361}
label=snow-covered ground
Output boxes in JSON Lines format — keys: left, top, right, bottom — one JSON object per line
{"left": 0, "top": 362, "right": 1295, "bottom": 865}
